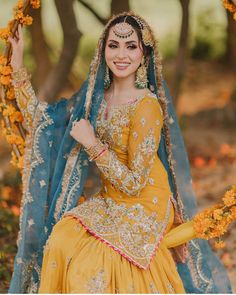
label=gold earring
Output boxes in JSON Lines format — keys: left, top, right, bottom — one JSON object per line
{"left": 104, "top": 65, "right": 111, "bottom": 89}
{"left": 135, "top": 57, "right": 148, "bottom": 89}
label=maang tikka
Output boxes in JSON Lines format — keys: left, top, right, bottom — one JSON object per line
{"left": 135, "top": 56, "right": 148, "bottom": 89}
{"left": 112, "top": 16, "right": 134, "bottom": 39}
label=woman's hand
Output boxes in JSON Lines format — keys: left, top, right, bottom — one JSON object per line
{"left": 8, "top": 25, "right": 24, "bottom": 71}
{"left": 70, "top": 119, "right": 97, "bottom": 148}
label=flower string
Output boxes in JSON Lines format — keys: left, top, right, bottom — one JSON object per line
{"left": 193, "top": 186, "right": 236, "bottom": 249}
{"left": 0, "top": 0, "right": 40, "bottom": 169}
{"left": 222, "top": 0, "right": 236, "bottom": 20}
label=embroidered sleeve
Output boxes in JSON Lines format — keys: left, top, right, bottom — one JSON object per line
{"left": 11, "top": 67, "right": 39, "bottom": 131}
{"left": 94, "top": 97, "right": 163, "bottom": 196}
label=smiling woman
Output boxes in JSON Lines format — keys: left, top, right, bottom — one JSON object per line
{"left": 8, "top": 11, "right": 232, "bottom": 294}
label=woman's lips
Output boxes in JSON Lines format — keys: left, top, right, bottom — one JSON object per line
{"left": 113, "top": 62, "right": 130, "bottom": 70}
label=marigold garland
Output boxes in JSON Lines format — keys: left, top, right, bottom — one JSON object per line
{"left": 0, "top": 0, "right": 40, "bottom": 169}
{"left": 223, "top": 0, "right": 236, "bottom": 20}
{"left": 193, "top": 186, "right": 236, "bottom": 249}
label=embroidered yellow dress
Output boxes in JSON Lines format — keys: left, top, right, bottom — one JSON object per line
{"left": 38, "top": 93, "right": 188, "bottom": 293}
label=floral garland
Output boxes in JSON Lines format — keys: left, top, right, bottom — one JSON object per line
{"left": 193, "top": 186, "right": 236, "bottom": 249}
{"left": 223, "top": 0, "right": 236, "bottom": 20}
{"left": 0, "top": 0, "right": 40, "bottom": 169}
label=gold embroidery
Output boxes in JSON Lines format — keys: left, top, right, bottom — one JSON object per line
{"left": 65, "top": 196, "right": 171, "bottom": 269}
{"left": 86, "top": 269, "right": 107, "bottom": 293}
{"left": 95, "top": 96, "right": 163, "bottom": 196}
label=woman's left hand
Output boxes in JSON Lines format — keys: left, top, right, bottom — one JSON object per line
{"left": 70, "top": 119, "right": 97, "bottom": 148}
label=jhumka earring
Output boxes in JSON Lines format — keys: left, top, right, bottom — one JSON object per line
{"left": 135, "top": 57, "right": 148, "bottom": 89}
{"left": 104, "top": 65, "right": 111, "bottom": 89}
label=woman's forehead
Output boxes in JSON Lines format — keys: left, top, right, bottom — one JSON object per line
{"left": 106, "top": 27, "right": 139, "bottom": 43}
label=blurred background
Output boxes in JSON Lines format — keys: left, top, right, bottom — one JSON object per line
{"left": 0, "top": 0, "right": 235, "bottom": 292}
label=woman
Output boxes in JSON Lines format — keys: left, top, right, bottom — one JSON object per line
{"left": 8, "top": 12, "right": 232, "bottom": 293}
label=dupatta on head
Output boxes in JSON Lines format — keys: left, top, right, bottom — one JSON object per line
{"left": 9, "top": 12, "right": 232, "bottom": 294}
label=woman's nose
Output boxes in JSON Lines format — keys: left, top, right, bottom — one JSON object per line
{"left": 116, "top": 47, "right": 126, "bottom": 59}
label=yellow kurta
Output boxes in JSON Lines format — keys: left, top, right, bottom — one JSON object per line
{"left": 39, "top": 93, "right": 194, "bottom": 293}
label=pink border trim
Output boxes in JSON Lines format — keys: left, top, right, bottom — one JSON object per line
{"left": 65, "top": 213, "right": 167, "bottom": 270}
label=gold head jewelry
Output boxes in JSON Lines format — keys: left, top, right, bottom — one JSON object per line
{"left": 132, "top": 16, "right": 154, "bottom": 47}
{"left": 113, "top": 17, "right": 134, "bottom": 39}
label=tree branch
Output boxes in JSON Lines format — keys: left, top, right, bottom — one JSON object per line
{"left": 77, "top": 0, "right": 107, "bottom": 25}
{"left": 38, "top": 0, "right": 82, "bottom": 103}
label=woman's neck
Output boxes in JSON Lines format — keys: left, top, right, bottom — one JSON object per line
{"left": 112, "top": 75, "right": 136, "bottom": 99}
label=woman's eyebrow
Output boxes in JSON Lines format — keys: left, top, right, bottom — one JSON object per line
{"left": 107, "top": 40, "right": 138, "bottom": 44}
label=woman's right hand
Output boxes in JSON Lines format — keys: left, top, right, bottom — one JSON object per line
{"left": 8, "top": 25, "right": 24, "bottom": 71}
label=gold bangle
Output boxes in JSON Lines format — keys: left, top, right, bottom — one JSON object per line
{"left": 84, "top": 139, "right": 107, "bottom": 161}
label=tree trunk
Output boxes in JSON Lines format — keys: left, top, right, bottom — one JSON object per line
{"left": 226, "top": 11, "right": 236, "bottom": 69}
{"left": 110, "top": 0, "right": 130, "bottom": 15}
{"left": 29, "top": 6, "right": 51, "bottom": 90}
{"left": 172, "top": 0, "right": 190, "bottom": 108}
{"left": 38, "top": 0, "right": 82, "bottom": 103}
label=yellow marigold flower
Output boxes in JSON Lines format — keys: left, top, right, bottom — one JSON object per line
{"left": 0, "top": 27, "right": 11, "bottom": 40}
{"left": 0, "top": 75, "right": 11, "bottom": 85}
{"left": 0, "top": 55, "right": 7, "bottom": 65}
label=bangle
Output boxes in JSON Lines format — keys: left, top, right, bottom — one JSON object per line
{"left": 11, "top": 67, "right": 31, "bottom": 88}
{"left": 93, "top": 148, "right": 107, "bottom": 161}
{"left": 84, "top": 139, "right": 107, "bottom": 162}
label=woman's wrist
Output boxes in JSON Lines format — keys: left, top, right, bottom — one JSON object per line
{"left": 84, "top": 138, "right": 108, "bottom": 162}
{"left": 11, "top": 67, "right": 31, "bottom": 88}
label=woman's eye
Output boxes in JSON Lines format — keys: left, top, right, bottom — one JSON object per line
{"left": 127, "top": 45, "right": 137, "bottom": 50}
{"left": 108, "top": 44, "right": 117, "bottom": 49}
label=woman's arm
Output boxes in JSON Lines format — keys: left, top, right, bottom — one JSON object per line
{"left": 85, "top": 96, "right": 163, "bottom": 196}
{"left": 8, "top": 25, "right": 41, "bottom": 131}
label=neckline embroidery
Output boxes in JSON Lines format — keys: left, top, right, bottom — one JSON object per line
{"left": 101, "top": 92, "right": 157, "bottom": 123}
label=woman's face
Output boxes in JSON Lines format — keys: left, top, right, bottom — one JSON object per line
{"left": 105, "top": 25, "right": 144, "bottom": 80}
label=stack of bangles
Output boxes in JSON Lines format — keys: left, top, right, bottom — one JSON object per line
{"left": 84, "top": 138, "right": 108, "bottom": 162}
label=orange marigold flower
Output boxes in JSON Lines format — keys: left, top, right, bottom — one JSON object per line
{"left": 214, "top": 240, "right": 226, "bottom": 249}
{"left": 0, "top": 65, "right": 12, "bottom": 76}
{"left": 2, "top": 105, "right": 16, "bottom": 117}
{"left": 230, "top": 206, "right": 236, "bottom": 219}
{"left": 0, "top": 75, "right": 11, "bottom": 85}
{"left": 0, "top": 27, "right": 11, "bottom": 40}
{"left": 17, "top": 0, "right": 24, "bottom": 9}
{"left": 0, "top": 55, "right": 7, "bottom": 65}
{"left": 14, "top": 10, "right": 24, "bottom": 21}
{"left": 223, "top": 189, "right": 236, "bottom": 207}
{"left": 10, "top": 111, "right": 24, "bottom": 123}
{"left": 30, "top": 0, "right": 40, "bottom": 9}
{"left": 213, "top": 209, "right": 223, "bottom": 221}
{"left": 6, "top": 87, "right": 15, "bottom": 100}
{"left": 22, "top": 15, "right": 33, "bottom": 26}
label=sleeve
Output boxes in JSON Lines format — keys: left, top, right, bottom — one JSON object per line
{"left": 163, "top": 220, "right": 196, "bottom": 248}
{"left": 11, "top": 67, "right": 39, "bottom": 131}
{"left": 93, "top": 96, "right": 163, "bottom": 196}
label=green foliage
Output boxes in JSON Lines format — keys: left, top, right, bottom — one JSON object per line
{"left": 191, "top": 9, "right": 226, "bottom": 60}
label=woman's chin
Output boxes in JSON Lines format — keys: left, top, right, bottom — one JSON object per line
{"left": 112, "top": 71, "right": 134, "bottom": 79}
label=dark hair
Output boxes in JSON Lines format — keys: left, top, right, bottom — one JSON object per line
{"left": 104, "top": 15, "right": 152, "bottom": 59}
